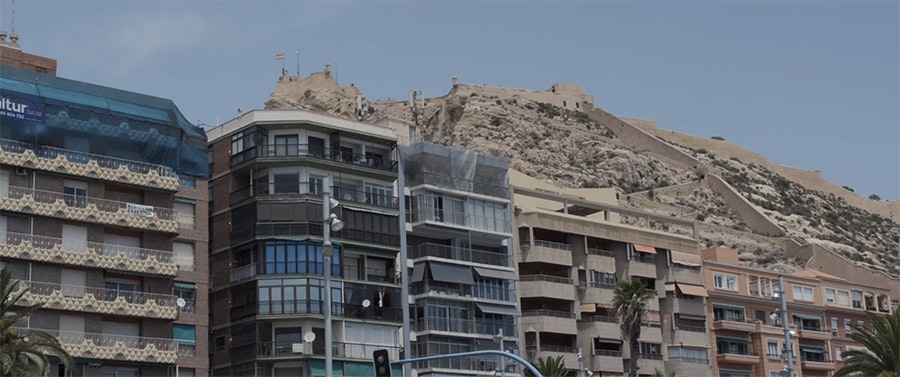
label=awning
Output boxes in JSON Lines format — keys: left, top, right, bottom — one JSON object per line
{"left": 665, "top": 283, "right": 676, "bottom": 292}
{"left": 344, "top": 361, "right": 373, "bottom": 377}
{"left": 675, "top": 313, "right": 706, "bottom": 321}
{"left": 716, "top": 336, "right": 750, "bottom": 345}
{"left": 671, "top": 251, "right": 702, "bottom": 267}
{"left": 800, "top": 346, "right": 827, "bottom": 354}
{"left": 473, "top": 267, "right": 516, "bottom": 281}
{"left": 173, "top": 282, "right": 197, "bottom": 290}
{"left": 632, "top": 243, "right": 657, "bottom": 254}
{"left": 677, "top": 283, "right": 709, "bottom": 297}
{"left": 476, "top": 302, "right": 519, "bottom": 316}
{"left": 429, "top": 262, "right": 474, "bottom": 285}
{"left": 580, "top": 304, "right": 597, "bottom": 313}
{"left": 172, "top": 324, "right": 195, "bottom": 344}
{"left": 792, "top": 313, "right": 822, "bottom": 321}
{"left": 309, "top": 359, "right": 345, "bottom": 377}
{"left": 712, "top": 303, "right": 745, "bottom": 311}
{"left": 410, "top": 263, "right": 425, "bottom": 283}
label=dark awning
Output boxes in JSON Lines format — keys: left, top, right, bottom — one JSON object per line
{"left": 716, "top": 336, "right": 750, "bottom": 345}
{"left": 800, "top": 346, "right": 826, "bottom": 354}
{"left": 473, "top": 267, "right": 516, "bottom": 281}
{"left": 411, "top": 263, "right": 425, "bottom": 283}
{"left": 792, "top": 313, "right": 822, "bottom": 321}
{"left": 429, "top": 262, "right": 474, "bottom": 285}
{"left": 476, "top": 303, "right": 519, "bottom": 316}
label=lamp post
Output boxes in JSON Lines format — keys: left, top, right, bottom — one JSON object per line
{"left": 494, "top": 328, "right": 505, "bottom": 377}
{"left": 577, "top": 347, "right": 584, "bottom": 377}
{"left": 774, "top": 275, "right": 795, "bottom": 377}
{"left": 322, "top": 176, "right": 344, "bottom": 377}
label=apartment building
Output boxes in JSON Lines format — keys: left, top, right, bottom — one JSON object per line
{"left": 510, "top": 172, "right": 709, "bottom": 377}
{"left": 702, "top": 247, "right": 893, "bottom": 377}
{"left": 402, "top": 142, "right": 519, "bottom": 376}
{"left": 206, "top": 109, "right": 404, "bottom": 377}
{"left": 0, "top": 62, "right": 209, "bottom": 377}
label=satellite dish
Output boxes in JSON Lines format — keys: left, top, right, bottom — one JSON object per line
{"left": 176, "top": 298, "right": 186, "bottom": 308}
{"left": 362, "top": 299, "right": 371, "bottom": 308}
{"left": 303, "top": 332, "right": 316, "bottom": 343}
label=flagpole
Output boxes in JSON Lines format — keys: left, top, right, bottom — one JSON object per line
{"left": 297, "top": 50, "right": 300, "bottom": 76}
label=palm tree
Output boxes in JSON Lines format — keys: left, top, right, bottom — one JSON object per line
{"left": 654, "top": 369, "right": 676, "bottom": 377}
{"left": 530, "top": 354, "right": 568, "bottom": 377}
{"left": 834, "top": 309, "right": 900, "bottom": 377}
{"left": 612, "top": 277, "right": 656, "bottom": 377}
{"left": 0, "top": 269, "right": 74, "bottom": 377}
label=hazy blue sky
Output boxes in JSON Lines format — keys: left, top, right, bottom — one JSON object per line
{"left": 3, "top": 1, "right": 898, "bottom": 199}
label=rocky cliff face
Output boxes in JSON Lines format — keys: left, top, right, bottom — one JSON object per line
{"left": 265, "top": 70, "right": 900, "bottom": 277}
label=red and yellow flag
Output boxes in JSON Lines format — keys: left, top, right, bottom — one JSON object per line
{"left": 275, "top": 53, "right": 285, "bottom": 60}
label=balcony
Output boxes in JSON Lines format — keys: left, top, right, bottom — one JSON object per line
{"left": 800, "top": 356, "right": 835, "bottom": 371}
{"left": 253, "top": 222, "right": 400, "bottom": 247}
{"left": 716, "top": 350, "right": 760, "bottom": 364}
{"left": 252, "top": 299, "right": 403, "bottom": 322}
{"left": 0, "top": 138, "right": 179, "bottom": 191}
{"left": 415, "top": 317, "right": 515, "bottom": 337}
{"left": 26, "top": 329, "right": 178, "bottom": 364}
{"left": 797, "top": 326, "right": 833, "bottom": 341}
{"left": 0, "top": 186, "right": 181, "bottom": 232}
{"left": 258, "top": 341, "right": 403, "bottom": 361}
{"left": 526, "top": 346, "right": 580, "bottom": 368}
{"left": 592, "top": 349, "right": 625, "bottom": 373}
{"left": 712, "top": 319, "right": 756, "bottom": 333}
{"left": 409, "top": 243, "right": 509, "bottom": 267}
{"left": 230, "top": 184, "right": 399, "bottom": 210}
{"left": 521, "top": 310, "right": 577, "bottom": 334}
{"left": 519, "top": 275, "right": 576, "bottom": 301}
{"left": 16, "top": 280, "right": 178, "bottom": 319}
{"left": 230, "top": 143, "right": 398, "bottom": 174}
{"left": 0, "top": 232, "right": 177, "bottom": 276}
{"left": 519, "top": 240, "right": 573, "bottom": 266}
{"left": 408, "top": 208, "right": 511, "bottom": 235}
{"left": 577, "top": 316, "right": 619, "bottom": 340}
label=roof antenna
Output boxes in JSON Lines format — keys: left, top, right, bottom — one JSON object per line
{"left": 10, "top": 0, "right": 16, "bottom": 34}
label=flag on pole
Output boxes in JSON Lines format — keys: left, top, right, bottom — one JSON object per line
{"left": 275, "top": 53, "right": 285, "bottom": 60}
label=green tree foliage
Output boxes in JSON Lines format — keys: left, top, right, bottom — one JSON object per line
{"left": 530, "top": 354, "right": 568, "bottom": 377}
{"left": 612, "top": 278, "right": 656, "bottom": 377}
{"left": 833, "top": 309, "right": 900, "bottom": 377}
{"left": 0, "top": 269, "right": 74, "bottom": 377}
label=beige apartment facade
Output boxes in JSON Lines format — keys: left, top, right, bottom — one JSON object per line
{"left": 510, "top": 172, "right": 710, "bottom": 377}
{"left": 702, "top": 247, "right": 892, "bottom": 377}
{"left": 1, "top": 62, "right": 209, "bottom": 375}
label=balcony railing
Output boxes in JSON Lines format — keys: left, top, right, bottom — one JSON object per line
{"left": 409, "top": 243, "right": 509, "bottom": 267}
{"left": 230, "top": 183, "right": 399, "bottom": 209}
{"left": 228, "top": 263, "right": 399, "bottom": 285}
{"left": 0, "top": 138, "right": 179, "bottom": 191}
{"left": 251, "top": 299, "right": 403, "bottom": 322}
{"left": 519, "top": 274, "right": 573, "bottom": 285}
{"left": 528, "top": 345, "right": 578, "bottom": 353}
{"left": 21, "top": 328, "right": 178, "bottom": 363}
{"left": 638, "top": 353, "right": 664, "bottom": 360}
{"left": 231, "top": 143, "right": 398, "bottom": 173}
{"left": 415, "top": 318, "right": 516, "bottom": 337}
{"left": 587, "top": 248, "right": 616, "bottom": 257}
{"left": 177, "top": 342, "right": 196, "bottom": 357}
{"left": 667, "top": 357, "right": 709, "bottom": 364}
{"left": 253, "top": 222, "right": 400, "bottom": 247}
{"left": 532, "top": 240, "right": 572, "bottom": 251}
{"left": 581, "top": 315, "right": 618, "bottom": 323}
{"left": 17, "top": 280, "right": 178, "bottom": 319}
{"left": 0, "top": 186, "right": 180, "bottom": 232}
{"left": 408, "top": 208, "right": 511, "bottom": 234}
{"left": 521, "top": 309, "right": 576, "bottom": 319}
{"left": 258, "top": 341, "right": 403, "bottom": 360}
{"left": 590, "top": 282, "right": 616, "bottom": 289}
{"left": 801, "top": 356, "right": 832, "bottom": 363}
{"left": 717, "top": 350, "right": 759, "bottom": 357}
{"left": 0, "top": 232, "right": 177, "bottom": 276}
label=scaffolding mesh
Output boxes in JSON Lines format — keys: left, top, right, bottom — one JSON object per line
{"left": 400, "top": 142, "right": 509, "bottom": 199}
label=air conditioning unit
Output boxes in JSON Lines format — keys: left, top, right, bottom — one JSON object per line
{"left": 15, "top": 167, "right": 27, "bottom": 176}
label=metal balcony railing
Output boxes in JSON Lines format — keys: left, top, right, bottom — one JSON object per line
{"left": 409, "top": 243, "right": 509, "bottom": 266}
{"left": 230, "top": 183, "right": 399, "bottom": 209}
{"left": 581, "top": 315, "right": 618, "bottom": 323}
{"left": 0, "top": 138, "right": 178, "bottom": 190}
{"left": 14, "top": 328, "right": 179, "bottom": 363}
{"left": 231, "top": 143, "right": 398, "bottom": 173}
{"left": 415, "top": 318, "right": 515, "bottom": 337}
{"left": 532, "top": 240, "right": 572, "bottom": 251}
{"left": 528, "top": 345, "right": 578, "bottom": 353}
{"left": 594, "top": 349, "right": 623, "bottom": 357}
{"left": 258, "top": 341, "right": 403, "bottom": 360}
{"left": 408, "top": 208, "right": 511, "bottom": 234}
{"left": 0, "top": 232, "right": 177, "bottom": 276}
{"left": 23, "top": 281, "right": 177, "bottom": 306}
{"left": 521, "top": 309, "right": 576, "bottom": 319}
{"left": 587, "top": 247, "right": 616, "bottom": 257}
{"left": 519, "top": 274, "right": 573, "bottom": 285}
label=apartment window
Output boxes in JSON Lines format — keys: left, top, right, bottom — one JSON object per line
{"left": 667, "top": 346, "right": 708, "bottom": 364}
{"left": 838, "top": 290, "right": 850, "bottom": 306}
{"left": 716, "top": 337, "right": 751, "bottom": 355}
{"left": 0, "top": 214, "right": 6, "bottom": 245}
{"left": 104, "top": 280, "right": 138, "bottom": 303}
{"left": 63, "top": 180, "right": 88, "bottom": 208}
{"left": 835, "top": 346, "right": 842, "bottom": 361}
{"left": 173, "top": 324, "right": 196, "bottom": 357}
{"left": 309, "top": 175, "right": 324, "bottom": 196}
{"left": 474, "top": 277, "right": 511, "bottom": 302}
{"left": 851, "top": 291, "right": 863, "bottom": 308}
{"left": 767, "top": 340, "right": 780, "bottom": 359}
{"left": 174, "top": 198, "right": 196, "bottom": 228}
{"left": 792, "top": 285, "right": 814, "bottom": 302}
{"left": 273, "top": 173, "right": 301, "bottom": 193}
{"left": 62, "top": 224, "right": 89, "bottom": 253}
{"left": 174, "top": 283, "right": 197, "bottom": 313}
{"left": 231, "top": 131, "right": 255, "bottom": 155}
{"left": 364, "top": 183, "right": 393, "bottom": 207}
{"left": 173, "top": 241, "right": 195, "bottom": 271}
{"left": 825, "top": 288, "right": 836, "bottom": 303}
{"left": 792, "top": 314, "right": 822, "bottom": 331}
{"left": 857, "top": 320, "right": 865, "bottom": 330}
{"left": 101, "top": 368, "right": 138, "bottom": 377}
{"left": 844, "top": 319, "right": 852, "bottom": 335}
{"left": 639, "top": 342, "right": 662, "bottom": 359}
{"left": 769, "top": 372, "right": 782, "bottom": 377}
{"left": 713, "top": 304, "right": 745, "bottom": 322}
{"left": 714, "top": 273, "right": 738, "bottom": 291}
{"left": 591, "top": 271, "right": 616, "bottom": 288}
{"left": 274, "top": 134, "right": 299, "bottom": 156}
{"left": 831, "top": 317, "right": 839, "bottom": 336}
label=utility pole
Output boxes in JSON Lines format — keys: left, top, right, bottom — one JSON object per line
{"left": 778, "top": 275, "right": 795, "bottom": 377}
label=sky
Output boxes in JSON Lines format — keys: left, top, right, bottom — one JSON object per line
{"left": 3, "top": 0, "right": 898, "bottom": 199}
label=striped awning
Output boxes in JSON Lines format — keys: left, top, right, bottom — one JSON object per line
{"left": 632, "top": 243, "right": 657, "bottom": 254}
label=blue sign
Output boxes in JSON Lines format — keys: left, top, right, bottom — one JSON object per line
{"left": 0, "top": 94, "right": 44, "bottom": 123}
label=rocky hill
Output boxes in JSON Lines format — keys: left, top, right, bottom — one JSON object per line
{"left": 264, "top": 68, "right": 900, "bottom": 280}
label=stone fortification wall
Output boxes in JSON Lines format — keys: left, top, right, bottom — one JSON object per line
{"left": 704, "top": 174, "right": 784, "bottom": 237}
{"left": 786, "top": 239, "right": 900, "bottom": 298}
{"left": 583, "top": 105, "right": 707, "bottom": 174}
{"left": 452, "top": 82, "right": 594, "bottom": 111}
{"left": 627, "top": 119, "right": 900, "bottom": 223}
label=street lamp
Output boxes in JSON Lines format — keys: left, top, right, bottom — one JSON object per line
{"left": 494, "top": 328, "right": 505, "bottom": 377}
{"left": 772, "top": 275, "right": 795, "bottom": 377}
{"left": 322, "top": 177, "right": 344, "bottom": 377}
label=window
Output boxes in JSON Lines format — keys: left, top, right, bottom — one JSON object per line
{"left": 273, "top": 173, "right": 300, "bottom": 193}
{"left": 174, "top": 283, "right": 197, "bottom": 313}
{"left": 173, "top": 242, "right": 195, "bottom": 271}
{"left": 639, "top": 342, "right": 662, "bottom": 359}
{"left": 844, "top": 319, "right": 852, "bottom": 335}
{"left": 714, "top": 273, "right": 738, "bottom": 291}
{"left": 667, "top": 346, "right": 708, "bottom": 364}
{"left": 835, "top": 346, "right": 842, "bottom": 361}
{"left": 831, "top": 317, "right": 838, "bottom": 336}
{"left": 173, "top": 324, "right": 196, "bottom": 357}
{"left": 713, "top": 304, "right": 745, "bottom": 322}
{"left": 309, "top": 175, "right": 324, "bottom": 195}
{"left": 63, "top": 180, "right": 88, "bottom": 208}
{"left": 62, "top": 224, "right": 88, "bottom": 253}
{"left": 716, "top": 337, "right": 751, "bottom": 355}
{"left": 825, "top": 288, "right": 836, "bottom": 303}
{"left": 101, "top": 368, "right": 138, "bottom": 377}
{"left": 767, "top": 340, "right": 780, "bottom": 359}
{"left": 838, "top": 290, "right": 850, "bottom": 306}
{"left": 0, "top": 214, "right": 5, "bottom": 245}
{"left": 174, "top": 198, "right": 196, "bottom": 228}
{"left": 792, "top": 285, "right": 814, "bottom": 302}
{"left": 857, "top": 320, "right": 865, "bottom": 330}
{"left": 274, "top": 135, "right": 299, "bottom": 156}
{"left": 364, "top": 183, "right": 393, "bottom": 207}
{"left": 591, "top": 271, "right": 616, "bottom": 288}
{"left": 851, "top": 291, "right": 863, "bottom": 308}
